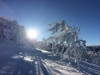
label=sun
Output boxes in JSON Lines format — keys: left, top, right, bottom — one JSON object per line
{"left": 27, "top": 30, "right": 37, "bottom": 39}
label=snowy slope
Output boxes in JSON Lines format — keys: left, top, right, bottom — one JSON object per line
{"left": 0, "top": 41, "right": 83, "bottom": 75}
{"left": 34, "top": 49, "right": 83, "bottom": 75}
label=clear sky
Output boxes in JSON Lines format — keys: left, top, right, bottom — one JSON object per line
{"left": 0, "top": 0, "right": 100, "bottom": 45}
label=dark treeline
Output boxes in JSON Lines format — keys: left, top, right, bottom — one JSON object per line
{"left": 87, "top": 46, "right": 100, "bottom": 52}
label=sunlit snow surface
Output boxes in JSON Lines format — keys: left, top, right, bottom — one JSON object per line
{"left": 23, "top": 56, "right": 33, "bottom": 61}
{"left": 0, "top": 41, "right": 84, "bottom": 75}
{"left": 38, "top": 49, "right": 83, "bottom": 75}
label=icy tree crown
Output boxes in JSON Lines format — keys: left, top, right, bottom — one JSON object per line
{"left": 47, "top": 20, "right": 81, "bottom": 44}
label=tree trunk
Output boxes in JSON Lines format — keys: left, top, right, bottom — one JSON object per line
{"left": 74, "top": 44, "right": 80, "bottom": 71}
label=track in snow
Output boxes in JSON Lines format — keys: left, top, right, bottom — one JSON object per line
{"left": 0, "top": 49, "right": 50, "bottom": 75}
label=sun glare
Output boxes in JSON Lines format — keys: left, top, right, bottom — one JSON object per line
{"left": 27, "top": 30, "right": 37, "bottom": 39}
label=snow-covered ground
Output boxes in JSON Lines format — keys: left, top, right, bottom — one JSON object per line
{"left": 36, "top": 49, "right": 83, "bottom": 75}
{"left": 1, "top": 41, "right": 100, "bottom": 75}
{"left": 0, "top": 41, "right": 90, "bottom": 75}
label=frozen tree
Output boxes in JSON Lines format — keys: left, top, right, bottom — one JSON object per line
{"left": 10, "top": 20, "right": 31, "bottom": 47}
{"left": 47, "top": 20, "right": 73, "bottom": 54}
{"left": 0, "top": 16, "right": 39, "bottom": 50}
{"left": 46, "top": 20, "right": 88, "bottom": 71}
{"left": 0, "top": 16, "right": 12, "bottom": 40}
{"left": 11, "top": 20, "right": 20, "bottom": 42}
{"left": 16, "top": 25, "right": 26, "bottom": 45}
{"left": 41, "top": 38, "right": 51, "bottom": 50}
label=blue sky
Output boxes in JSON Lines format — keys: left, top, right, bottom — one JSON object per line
{"left": 0, "top": 0, "right": 100, "bottom": 45}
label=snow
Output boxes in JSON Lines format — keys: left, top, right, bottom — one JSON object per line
{"left": 38, "top": 49, "right": 83, "bottom": 75}
{"left": 0, "top": 41, "right": 84, "bottom": 75}
{"left": 1, "top": 41, "right": 100, "bottom": 75}
{"left": 0, "top": 17, "right": 100, "bottom": 75}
